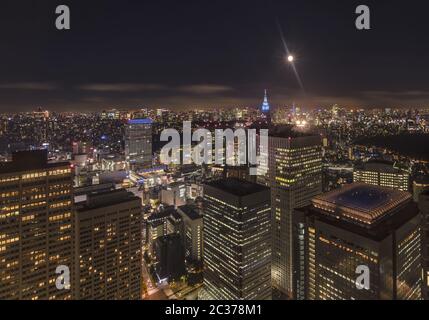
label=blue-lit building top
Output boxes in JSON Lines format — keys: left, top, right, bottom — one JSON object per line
{"left": 261, "top": 90, "right": 270, "bottom": 113}
{"left": 128, "top": 118, "right": 153, "bottom": 125}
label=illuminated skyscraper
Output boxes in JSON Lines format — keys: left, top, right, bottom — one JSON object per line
{"left": 203, "top": 178, "right": 271, "bottom": 300}
{"left": 0, "top": 150, "right": 73, "bottom": 300}
{"left": 294, "top": 183, "right": 422, "bottom": 300}
{"left": 261, "top": 90, "right": 270, "bottom": 114}
{"left": 74, "top": 189, "right": 142, "bottom": 299}
{"left": 177, "top": 205, "right": 203, "bottom": 262}
{"left": 419, "top": 190, "right": 429, "bottom": 300}
{"left": 269, "top": 128, "right": 322, "bottom": 298}
{"left": 125, "top": 119, "right": 153, "bottom": 169}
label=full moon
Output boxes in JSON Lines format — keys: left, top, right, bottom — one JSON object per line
{"left": 287, "top": 55, "right": 294, "bottom": 62}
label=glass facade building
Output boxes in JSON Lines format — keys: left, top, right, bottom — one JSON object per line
{"left": 269, "top": 129, "right": 322, "bottom": 298}
{"left": 125, "top": 119, "right": 153, "bottom": 169}
{"left": 203, "top": 178, "right": 271, "bottom": 300}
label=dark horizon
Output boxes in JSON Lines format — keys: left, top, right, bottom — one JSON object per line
{"left": 2, "top": 0, "right": 429, "bottom": 112}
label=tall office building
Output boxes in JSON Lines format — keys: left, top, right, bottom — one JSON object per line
{"left": 353, "top": 161, "right": 410, "bottom": 192}
{"left": 147, "top": 207, "right": 176, "bottom": 254}
{"left": 153, "top": 233, "right": 186, "bottom": 281}
{"left": 294, "top": 183, "right": 422, "bottom": 300}
{"left": 269, "top": 127, "right": 322, "bottom": 298}
{"left": 203, "top": 178, "right": 271, "bottom": 300}
{"left": 0, "top": 150, "right": 73, "bottom": 300}
{"left": 74, "top": 189, "right": 142, "bottom": 300}
{"left": 125, "top": 119, "right": 153, "bottom": 169}
{"left": 419, "top": 190, "right": 429, "bottom": 300}
{"left": 177, "top": 205, "right": 203, "bottom": 262}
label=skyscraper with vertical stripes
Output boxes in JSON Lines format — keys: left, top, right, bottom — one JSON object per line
{"left": 269, "top": 128, "right": 322, "bottom": 298}
{"left": 203, "top": 178, "right": 271, "bottom": 300}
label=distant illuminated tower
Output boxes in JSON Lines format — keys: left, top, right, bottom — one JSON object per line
{"left": 261, "top": 90, "right": 271, "bottom": 124}
{"left": 261, "top": 90, "right": 270, "bottom": 113}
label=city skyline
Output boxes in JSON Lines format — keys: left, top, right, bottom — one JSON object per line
{"left": 1, "top": 0, "right": 429, "bottom": 306}
{"left": 2, "top": 1, "right": 429, "bottom": 111}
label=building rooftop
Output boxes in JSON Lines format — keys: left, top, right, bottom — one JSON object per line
{"left": 355, "top": 160, "right": 407, "bottom": 174}
{"left": 163, "top": 206, "right": 182, "bottom": 221}
{"left": 299, "top": 199, "right": 419, "bottom": 241}
{"left": 414, "top": 175, "right": 429, "bottom": 185}
{"left": 0, "top": 150, "right": 70, "bottom": 174}
{"left": 312, "top": 183, "right": 412, "bottom": 225}
{"left": 76, "top": 189, "right": 139, "bottom": 211}
{"left": 205, "top": 178, "right": 269, "bottom": 197}
{"left": 148, "top": 207, "right": 174, "bottom": 222}
{"left": 178, "top": 205, "right": 201, "bottom": 220}
{"left": 128, "top": 118, "right": 153, "bottom": 125}
{"left": 268, "top": 125, "right": 317, "bottom": 139}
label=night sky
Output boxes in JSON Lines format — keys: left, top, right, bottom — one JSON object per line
{"left": 1, "top": 0, "right": 429, "bottom": 112}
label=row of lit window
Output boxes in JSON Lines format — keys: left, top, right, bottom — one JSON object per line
{"left": 0, "top": 211, "right": 19, "bottom": 220}
{"left": 49, "top": 212, "right": 71, "bottom": 222}
{"left": 1, "top": 191, "right": 18, "bottom": 198}
{"left": 49, "top": 201, "right": 71, "bottom": 209}
{"left": 22, "top": 172, "right": 47, "bottom": 180}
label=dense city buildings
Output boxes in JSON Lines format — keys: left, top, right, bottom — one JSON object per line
{"left": 0, "top": 105, "right": 428, "bottom": 302}
{"left": 203, "top": 178, "right": 271, "bottom": 300}
{"left": 125, "top": 119, "right": 153, "bottom": 169}
{"left": 294, "top": 183, "right": 422, "bottom": 300}
{"left": 419, "top": 191, "right": 429, "bottom": 300}
{"left": 0, "top": 150, "right": 73, "bottom": 299}
{"left": 353, "top": 161, "right": 410, "bottom": 191}
{"left": 74, "top": 189, "right": 142, "bottom": 300}
{"left": 269, "top": 128, "right": 323, "bottom": 298}
{"left": 0, "top": 106, "right": 428, "bottom": 301}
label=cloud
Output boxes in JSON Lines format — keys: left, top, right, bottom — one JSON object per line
{"left": 0, "top": 82, "right": 57, "bottom": 91}
{"left": 363, "top": 90, "right": 429, "bottom": 98}
{"left": 178, "top": 84, "right": 234, "bottom": 94}
{"left": 360, "top": 90, "right": 429, "bottom": 106}
{"left": 79, "top": 83, "right": 167, "bottom": 92}
{"left": 78, "top": 83, "right": 235, "bottom": 96}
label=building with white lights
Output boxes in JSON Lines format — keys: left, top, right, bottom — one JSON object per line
{"left": 353, "top": 161, "right": 410, "bottom": 192}
{"left": 125, "top": 119, "right": 153, "bottom": 169}
{"left": 203, "top": 178, "right": 271, "bottom": 300}
{"left": 294, "top": 183, "right": 422, "bottom": 300}
{"left": 0, "top": 150, "right": 73, "bottom": 300}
